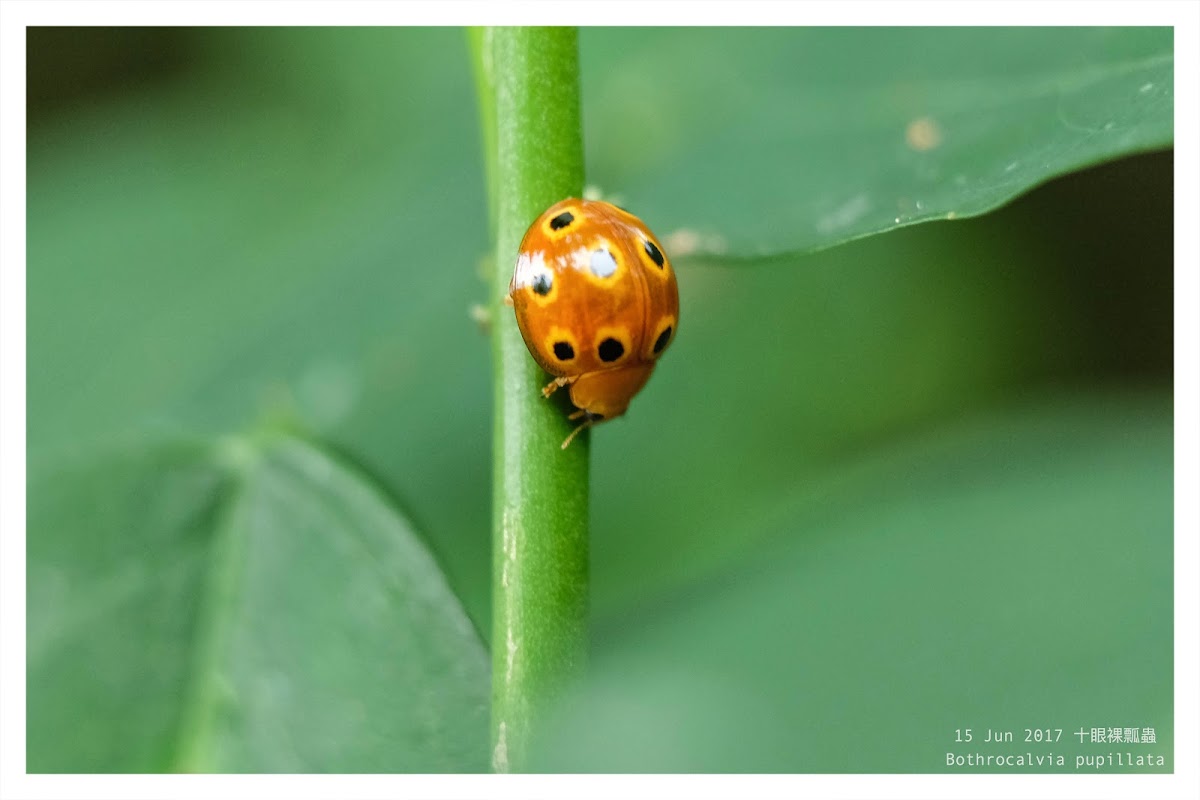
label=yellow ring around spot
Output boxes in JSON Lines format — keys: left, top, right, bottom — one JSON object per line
{"left": 638, "top": 237, "right": 672, "bottom": 280}
{"left": 541, "top": 207, "right": 584, "bottom": 240}
{"left": 542, "top": 326, "right": 580, "bottom": 369}
{"left": 592, "top": 325, "right": 633, "bottom": 366}
{"left": 647, "top": 315, "right": 677, "bottom": 359}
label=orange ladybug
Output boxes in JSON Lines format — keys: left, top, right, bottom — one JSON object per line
{"left": 507, "top": 198, "right": 679, "bottom": 448}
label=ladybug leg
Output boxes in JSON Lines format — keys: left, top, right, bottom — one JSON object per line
{"left": 561, "top": 409, "right": 604, "bottom": 449}
{"left": 561, "top": 422, "right": 590, "bottom": 448}
{"left": 561, "top": 418, "right": 594, "bottom": 449}
{"left": 541, "top": 375, "right": 575, "bottom": 398}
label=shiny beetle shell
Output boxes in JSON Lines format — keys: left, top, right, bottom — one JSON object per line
{"left": 507, "top": 198, "right": 679, "bottom": 447}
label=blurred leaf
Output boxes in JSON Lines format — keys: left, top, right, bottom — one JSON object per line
{"left": 588, "top": 151, "right": 1173, "bottom": 617}
{"left": 582, "top": 27, "right": 1173, "bottom": 255}
{"left": 27, "top": 435, "right": 488, "bottom": 772}
{"left": 537, "top": 391, "right": 1173, "bottom": 772}
{"left": 27, "top": 27, "right": 496, "bottom": 634}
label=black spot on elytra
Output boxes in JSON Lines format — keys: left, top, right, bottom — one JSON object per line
{"left": 549, "top": 211, "right": 575, "bottom": 230}
{"left": 532, "top": 272, "right": 553, "bottom": 296}
{"left": 653, "top": 326, "right": 673, "bottom": 354}
{"left": 553, "top": 341, "right": 575, "bottom": 360}
{"left": 598, "top": 338, "right": 625, "bottom": 362}
{"left": 643, "top": 239, "right": 665, "bottom": 268}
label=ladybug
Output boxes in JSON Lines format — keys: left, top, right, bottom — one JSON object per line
{"left": 507, "top": 198, "right": 679, "bottom": 448}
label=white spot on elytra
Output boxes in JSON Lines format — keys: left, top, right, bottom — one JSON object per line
{"left": 569, "top": 247, "right": 591, "bottom": 273}
{"left": 512, "top": 251, "right": 551, "bottom": 291}
{"left": 589, "top": 248, "right": 618, "bottom": 278}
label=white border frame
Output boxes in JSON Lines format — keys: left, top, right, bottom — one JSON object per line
{"left": 2, "top": 3, "right": 1196, "bottom": 799}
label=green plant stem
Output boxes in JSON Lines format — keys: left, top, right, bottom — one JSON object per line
{"left": 471, "top": 26, "right": 589, "bottom": 773}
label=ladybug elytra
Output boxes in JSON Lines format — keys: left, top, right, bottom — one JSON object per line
{"left": 507, "top": 198, "right": 679, "bottom": 448}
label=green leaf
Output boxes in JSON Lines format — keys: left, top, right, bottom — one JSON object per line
{"left": 581, "top": 27, "right": 1173, "bottom": 255}
{"left": 535, "top": 392, "right": 1173, "bottom": 772}
{"left": 27, "top": 27, "right": 497, "bottom": 636}
{"left": 27, "top": 435, "right": 489, "bottom": 773}
{"left": 588, "top": 152, "right": 1173, "bottom": 617}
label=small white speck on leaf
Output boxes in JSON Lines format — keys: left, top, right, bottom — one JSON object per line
{"left": 815, "top": 194, "right": 871, "bottom": 235}
{"left": 662, "top": 228, "right": 727, "bottom": 257}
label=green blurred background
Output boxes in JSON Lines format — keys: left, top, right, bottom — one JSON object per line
{"left": 26, "top": 27, "right": 1172, "bottom": 773}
